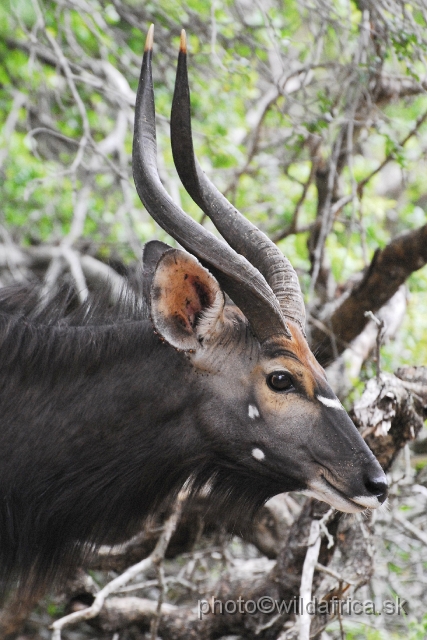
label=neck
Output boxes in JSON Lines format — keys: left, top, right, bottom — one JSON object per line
{"left": 0, "top": 315, "right": 203, "bottom": 594}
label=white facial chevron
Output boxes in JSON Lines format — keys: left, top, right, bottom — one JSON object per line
{"left": 317, "top": 395, "right": 344, "bottom": 410}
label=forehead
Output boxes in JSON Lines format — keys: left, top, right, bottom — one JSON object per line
{"left": 192, "top": 305, "right": 256, "bottom": 372}
{"left": 198, "top": 310, "right": 329, "bottom": 398}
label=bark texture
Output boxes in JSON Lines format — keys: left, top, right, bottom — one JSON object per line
{"left": 312, "top": 224, "right": 427, "bottom": 365}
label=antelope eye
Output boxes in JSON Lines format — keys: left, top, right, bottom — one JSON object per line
{"left": 267, "top": 371, "right": 294, "bottom": 392}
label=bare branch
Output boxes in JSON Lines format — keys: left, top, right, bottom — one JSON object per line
{"left": 312, "top": 223, "right": 427, "bottom": 365}
{"left": 298, "top": 519, "right": 321, "bottom": 640}
{"left": 51, "top": 495, "right": 184, "bottom": 639}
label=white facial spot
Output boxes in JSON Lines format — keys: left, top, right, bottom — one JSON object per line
{"left": 248, "top": 404, "right": 260, "bottom": 419}
{"left": 252, "top": 448, "right": 265, "bottom": 461}
{"left": 317, "top": 395, "right": 344, "bottom": 410}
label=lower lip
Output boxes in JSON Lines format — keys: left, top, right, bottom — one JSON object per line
{"left": 317, "top": 476, "right": 367, "bottom": 511}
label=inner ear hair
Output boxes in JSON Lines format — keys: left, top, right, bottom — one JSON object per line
{"left": 150, "top": 249, "right": 224, "bottom": 351}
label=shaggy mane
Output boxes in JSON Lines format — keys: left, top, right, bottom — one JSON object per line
{"left": 0, "top": 281, "right": 148, "bottom": 327}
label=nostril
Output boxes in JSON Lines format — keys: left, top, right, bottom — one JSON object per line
{"left": 365, "top": 475, "right": 388, "bottom": 504}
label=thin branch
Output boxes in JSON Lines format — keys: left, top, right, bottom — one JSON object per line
{"left": 272, "top": 160, "right": 317, "bottom": 242}
{"left": 309, "top": 127, "right": 344, "bottom": 293}
{"left": 312, "top": 223, "right": 427, "bottom": 365}
{"left": 51, "top": 495, "right": 184, "bottom": 639}
{"left": 364, "top": 310, "right": 386, "bottom": 382}
{"left": 357, "top": 107, "right": 427, "bottom": 199}
{"left": 0, "top": 91, "right": 27, "bottom": 172}
{"left": 393, "top": 511, "right": 427, "bottom": 547}
{"left": 315, "top": 563, "right": 356, "bottom": 585}
{"left": 298, "top": 519, "right": 321, "bottom": 640}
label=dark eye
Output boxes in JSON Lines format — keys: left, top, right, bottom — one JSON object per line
{"left": 267, "top": 371, "right": 294, "bottom": 392}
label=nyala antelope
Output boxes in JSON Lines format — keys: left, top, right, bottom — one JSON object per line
{"left": 0, "top": 26, "right": 387, "bottom": 597}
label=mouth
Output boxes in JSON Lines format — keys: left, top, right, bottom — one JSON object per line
{"left": 302, "top": 476, "right": 382, "bottom": 514}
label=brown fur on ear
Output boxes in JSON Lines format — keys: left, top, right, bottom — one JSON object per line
{"left": 150, "top": 249, "right": 224, "bottom": 350}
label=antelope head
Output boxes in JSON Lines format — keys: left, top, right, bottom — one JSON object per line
{"left": 132, "top": 26, "right": 387, "bottom": 514}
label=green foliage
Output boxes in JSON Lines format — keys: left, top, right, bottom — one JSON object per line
{"left": 0, "top": 0, "right": 426, "bottom": 362}
{"left": 328, "top": 620, "right": 424, "bottom": 640}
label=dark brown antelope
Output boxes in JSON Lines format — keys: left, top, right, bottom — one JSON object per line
{"left": 0, "top": 25, "right": 386, "bottom": 598}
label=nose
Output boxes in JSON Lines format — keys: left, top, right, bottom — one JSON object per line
{"left": 365, "top": 474, "right": 388, "bottom": 504}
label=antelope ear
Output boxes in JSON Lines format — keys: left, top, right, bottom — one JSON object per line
{"left": 150, "top": 248, "right": 225, "bottom": 351}
{"left": 142, "top": 240, "right": 172, "bottom": 307}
